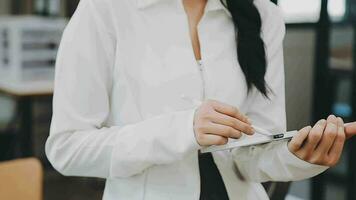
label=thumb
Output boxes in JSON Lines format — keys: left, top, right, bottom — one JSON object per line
{"left": 345, "top": 122, "right": 356, "bottom": 139}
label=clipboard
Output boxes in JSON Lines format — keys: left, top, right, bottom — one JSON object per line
{"left": 200, "top": 130, "right": 298, "bottom": 153}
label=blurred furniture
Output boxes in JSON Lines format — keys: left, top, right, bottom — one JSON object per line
{"left": 11, "top": 0, "right": 61, "bottom": 16}
{"left": 0, "top": 16, "right": 63, "bottom": 158}
{"left": 34, "top": 0, "right": 61, "bottom": 16}
{"left": 0, "top": 78, "right": 53, "bottom": 157}
{"left": 0, "top": 158, "right": 43, "bottom": 200}
{"left": 0, "top": 16, "right": 66, "bottom": 82}
{"left": 7, "top": 0, "right": 74, "bottom": 17}
{"left": 11, "top": 0, "right": 34, "bottom": 15}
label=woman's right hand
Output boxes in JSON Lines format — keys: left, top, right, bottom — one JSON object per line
{"left": 193, "top": 100, "right": 255, "bottom": 146}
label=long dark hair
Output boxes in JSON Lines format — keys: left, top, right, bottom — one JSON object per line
{"left": 221, "top": 0, "right": 269, "bottom": 97}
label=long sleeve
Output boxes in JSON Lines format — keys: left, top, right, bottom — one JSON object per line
{"left": 45, "top": 0, "right": 200, "bottom": 179}
{"left": 231, "top": 0, "right": 328, "bottom": 182}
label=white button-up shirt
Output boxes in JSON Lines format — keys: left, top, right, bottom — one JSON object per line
{"left": 45, "top": 0, "right": 328, "bottom": 199}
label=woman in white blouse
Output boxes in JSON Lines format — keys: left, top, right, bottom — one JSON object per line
{"left": 45, "top": 0, "right": 350, "bottom": 199}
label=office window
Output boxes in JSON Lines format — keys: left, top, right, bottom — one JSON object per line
{"left": 278, "top": 0, "right": 346, "bottom": 23}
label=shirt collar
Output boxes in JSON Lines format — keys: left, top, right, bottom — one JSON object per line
{"left": 136, "top": 0, "right": 231, "bottom": 18}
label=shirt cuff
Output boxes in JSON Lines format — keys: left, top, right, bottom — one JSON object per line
{"left": 278, "top": 141, "right": 329, "bottom": 180}
{"left": 185, "top": 107, "right": 202, "bottom": 151}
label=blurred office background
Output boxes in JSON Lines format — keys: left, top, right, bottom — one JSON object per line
{"left": 0, "top": 0, "right": 355, "bottom": 200}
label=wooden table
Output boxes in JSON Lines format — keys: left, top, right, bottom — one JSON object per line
{"left": 0, "top": 77, "right": 53, "bottom": 157}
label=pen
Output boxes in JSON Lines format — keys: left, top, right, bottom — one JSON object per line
{"left": 181, "top": 95, "right": 273, "bottom": 137}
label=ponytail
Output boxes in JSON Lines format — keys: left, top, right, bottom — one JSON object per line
{"left": 222, "top": 0, "right": 269, "bottom": 97}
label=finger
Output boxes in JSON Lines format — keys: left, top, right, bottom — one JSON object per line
{"left": 303, "top": 119, "right": 327, "bottom": 152}
{"left": 327, "top": 117, "right": 346, "bottom": 166}
{"left": 198, "top": 134, "right": 228, "bottom": 146}
{"left": 288, "top": 126, "right": 312, "bottom": 152}
{"left": 345, "top": 122, "right": 356, "bottom": 139}
{"left": 202, "top": 122, "right": 242, "bottom": 139}
{"left": 209, "top": 111, "right": 254, "bottom": 135}
{"left": 315, "top": 115, "right": 338, "bottom": 154}
{"left": 209, "top": 100, "right": 249, "bottom": 124}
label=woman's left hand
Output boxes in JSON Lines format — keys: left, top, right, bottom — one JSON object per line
{"left": 288, "top": 115, "right": 345, "bottom": 167}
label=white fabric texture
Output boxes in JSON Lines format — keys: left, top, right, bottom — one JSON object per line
{"left": 45, "top": 0, "right": 328, "bottom": 199}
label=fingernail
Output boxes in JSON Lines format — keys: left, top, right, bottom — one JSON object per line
{"left": 327, "top": 115, "right": 332, "bottom": 121}
{"left": 301, "top": 126, "right": 312, "bottom": 132}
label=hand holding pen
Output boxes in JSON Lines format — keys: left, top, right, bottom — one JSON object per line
{"left": 182, "top": 96, "right": 255, "bottom": 146}
{"left": 182, "top": 95, "right": 290, "bottom": 147}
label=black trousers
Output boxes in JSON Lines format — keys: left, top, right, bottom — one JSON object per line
{"left": 199, "top": 152, "right": 229, "bottom": 200}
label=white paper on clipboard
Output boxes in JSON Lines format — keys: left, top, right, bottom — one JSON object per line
{"left": 200, "top": 130, "right": 298, "bottom": 153}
